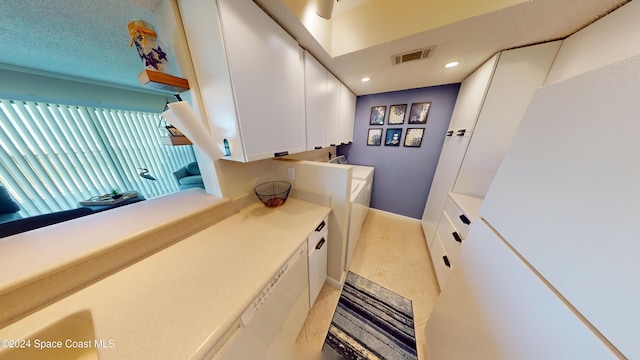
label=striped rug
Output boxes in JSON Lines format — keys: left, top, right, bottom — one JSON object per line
{"left": 322, "top": 271, "right": 417, "bottom": 359}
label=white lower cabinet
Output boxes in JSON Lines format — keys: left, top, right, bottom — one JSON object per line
{"left": 430, "top": 233, "right": 451, "bottom": 287}
{"left": 430, "top": 194, "right": 481, "bottom": 288}
{"left": 426, "top": 220, "right": 618, "bottom": 360}
{"left": 210, "top": 245, "right": 309, "bottom": 360}
{"left": 308, "top": 217, "right": 328, "bottom": 307}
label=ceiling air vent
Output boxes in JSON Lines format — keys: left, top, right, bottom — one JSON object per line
{"left": 392, "top": 47, "right": 433, "bottom": 65}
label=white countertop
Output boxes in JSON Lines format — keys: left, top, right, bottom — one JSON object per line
{"left": 0, "top": 198, "right": 330, "bottom": 359}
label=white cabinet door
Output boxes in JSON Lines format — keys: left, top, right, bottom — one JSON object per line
{"left": 304, "top": 52, "right": 327, "bottom": 150}
{"left": 430, "top": 232, "right": 451, "bottom": 288}
{"left": 480, "top": 56, "right": 640, "bottom": 359}
{"left": 421, "top": 134, "right": 471, "bottom": 245}
{"left": 325, "top": 72, "right": 341, "bottom": 146}
{"left": 426, "top": 220, "right": 618, "bottom": 360}
{"left": 446, "top": 54, "right": 498, "bottom": 132}
{"left": 453, "top": 42, "right": 561, "bottom": 197}
{"left": 218, "top": 0, "right": 306, "bottom": 161}
{"left": 338, "top": 83, "right": 356, "bottom": 144}
{"left": 179, "top": 0, "right": 306, "bottom": 162}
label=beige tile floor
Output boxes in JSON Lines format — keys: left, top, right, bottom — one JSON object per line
{"left": 295, "top": 209, "right": 440, "bottom": 359}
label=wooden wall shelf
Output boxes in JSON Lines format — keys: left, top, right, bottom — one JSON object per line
{"left": 161, "top": 135, "right": 192, "bottom": 146}
{"left": 138, "top": 70, "right": 190, "bottom": 93}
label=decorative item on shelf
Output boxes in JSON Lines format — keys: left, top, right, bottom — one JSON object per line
{"left": 128, "top": 19, "right": 190, "bottom": 93}
{"left": 110, "top": 187, "right": 123, "bottom": 199}
{"left": 254, "top": 181, "right": 291, "bottom": 207}
{"left": 158, "top": 98, "right": 193, "bottom": 146}
{"left": 128, "top": 19, "right": 170, "bottom": 74}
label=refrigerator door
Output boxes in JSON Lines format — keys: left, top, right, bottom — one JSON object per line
{"left": 425, "top": 220, "right": 618, "bottom": 360}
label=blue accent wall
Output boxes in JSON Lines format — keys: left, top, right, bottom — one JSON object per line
{"left": 339, "top": 84, "right": 460, "bottom": 219}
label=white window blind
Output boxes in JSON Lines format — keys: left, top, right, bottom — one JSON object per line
{"left": 0, "top": 99, "right": 196, "bottom": 217}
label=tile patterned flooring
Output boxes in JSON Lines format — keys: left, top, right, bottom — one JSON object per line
{"left": 295, "top": 209, "right": 440, "bottom": 359}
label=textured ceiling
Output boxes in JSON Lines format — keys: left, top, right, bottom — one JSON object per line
{"left": 0, "top": 0, "right": 631, "bottom": 97}
{"left": 0, "top": 0, "right": 156, "bottom": 91}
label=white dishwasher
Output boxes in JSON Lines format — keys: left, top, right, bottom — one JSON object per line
{"left": 208, "top": 244, "right": 309, "bottom": 360}
{"left": 308, "top": 217, "right": 328, "bottom": 307}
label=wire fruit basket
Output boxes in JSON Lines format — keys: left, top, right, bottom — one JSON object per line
{"left": 254, "top": 181, "right": 291, "bottom": 207}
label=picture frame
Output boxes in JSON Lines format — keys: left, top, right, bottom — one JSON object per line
{"left": 367, "top": 128, "right": 383, "bottom": 146}
{"left": 388, "top": 104, "right": 407, "bottom": 125}
{"left": 384, "top": 128, "right": 403, "bottom": 147}
{"left": 404, "top": 128, "right": 425, "bottom": 148}
{"left": 408, "top": 102, "right": 431, "bottom": 124}
{"left": 369, "top": 105, "right": 386, "bottom": 125}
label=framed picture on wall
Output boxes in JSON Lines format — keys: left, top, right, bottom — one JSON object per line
{"left": 369, "top": 105, "right": 386, "bottom": 125}
{"left": 384, "top": 128, "right": 402, "bottom": 147}
{"left": 408, "top": 102, "right": 431, "bottom": 124}
{"left": 404, "top": 128, "right": 425, "bottom": 148}
{"left": 367, "top": 128, "right": 383, "bottom": 146}
{"left": 388, "top": 104, "right": 407, "bottom": 125}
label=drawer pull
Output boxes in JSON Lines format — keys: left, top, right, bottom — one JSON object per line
{"left": 456, "top": 129, "right": 466, "bottom": 136}
{"left": 459, "top": 214, "right": 471, "bottom": 225}
{"left": 452, "top": 232, "right": 462, "bottom": 243}
{"left": 442, "top": 255, "right": 451, "bottom": 268}
{"left": 446, "top": 130, "right": 454, "bottom": 137}
{"left": 315, "top": 220, "right": 326, "bottom": 232}
{"left": 315, "top": 237, "right": 326, "bottom": 250}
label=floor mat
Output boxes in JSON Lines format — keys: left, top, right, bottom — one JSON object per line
{"left": 322, "top": 271, "right": 417, "bottom": 359}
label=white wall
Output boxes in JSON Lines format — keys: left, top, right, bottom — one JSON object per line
{"left": 545, "top": 1, "right": 640, "bottom": 85}
{"left": 273, "top": 160, "right": 351, "bottom": 284}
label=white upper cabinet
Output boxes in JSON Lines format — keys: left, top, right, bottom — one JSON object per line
{"left": 446, "top": 55, "right": 498, "bottom": 133}
{"left": 178, "top": 0, "right": 306, "bottom": 162}
{"left": 326, "top": 71, "right": 341, "bottom": 146}
{"left": 338, "top": 83, "right": 356, "bottom": 145}
{"left": 453, "top": 42, "right": 561, "bottom": 197}
{"left": 304, "top": 53, "right": 328, "bottom": 150}
{"left": 303, "top": 51, "right": 355, "bottom": 149}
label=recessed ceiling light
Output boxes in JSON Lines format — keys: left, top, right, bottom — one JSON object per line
{"left": 361, "top": 77, "right": 370, "bottom": 82}
{"left": 444, "top": 61, "right": 459, "bottom": 68}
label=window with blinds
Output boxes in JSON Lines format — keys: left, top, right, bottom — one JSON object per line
{"left": 0, "top": 99, "right": 196, "bottom": 217}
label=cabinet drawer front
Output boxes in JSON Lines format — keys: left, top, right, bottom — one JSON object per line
{"left": 436, "top": 212, "right": 463, "bottom": 264}
{"left": 444, "top": 198, "right": 471, "bottom": 238}
{"left": 308, "top": 217, "right": 328, "bottom": 251}
{"left": 431, "top": 233, "right": 452, "bottom": 288}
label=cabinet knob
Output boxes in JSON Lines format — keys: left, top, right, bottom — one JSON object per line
{"left": 442, "top": 255, "right": 451, "bottom": 268}
{"left": 452, "top": 232, "right": 463, "bottom": 243}
{"left": 459, "top": 214, "right": 471, "bottom": 225}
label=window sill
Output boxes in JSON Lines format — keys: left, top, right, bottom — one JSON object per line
{"left": 0, "top": 189, "right": 231, "bottom": 327}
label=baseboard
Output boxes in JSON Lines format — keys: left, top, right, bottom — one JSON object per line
{"left": 369, "top": 208, "right": 421, "bottom": 223}
{"left": 326, "top": 273, "right": 345, "bottom": 289}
